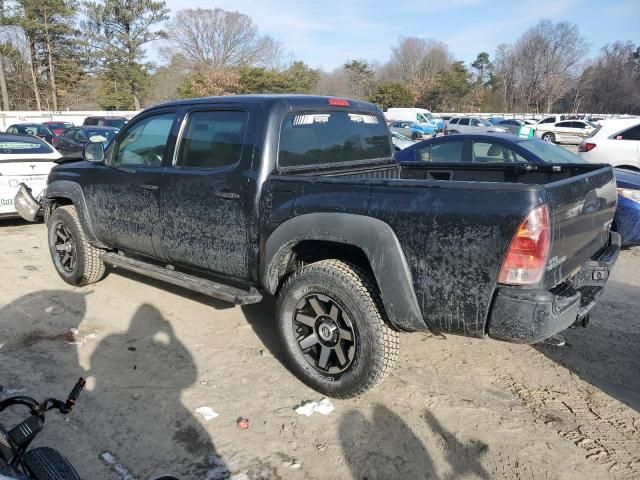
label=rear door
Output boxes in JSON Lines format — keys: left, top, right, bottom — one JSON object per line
{"left": 82, "top": 110, "right": 178, "bottom": 258}
{"left": 157, "top": 107, "right": 254, "bottom": 280}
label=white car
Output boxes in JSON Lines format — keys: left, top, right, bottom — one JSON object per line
{"left": 0, "top": 134, "right": 61, "bottom": 218}
{"left": 535, "top": 119, "right": 596, "bottom": 145}
{"left": 446, "top": 117, "right": 508, "bottom": 134}
{"left": 577, "top": 118, "right": 640, "bottom": 169}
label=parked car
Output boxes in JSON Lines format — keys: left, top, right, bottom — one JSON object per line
{"left": 391, "top": 131, "right": 414, "bottom": 150}
{"left": 489, "top": 116, "right": 505, "bottom": 125}
{"left": 578, "top": 118, "right": 640, "bottom": 170}
{"left": 389, "top": 121, "right": 435, "bottom": 140}
{"left": 0, "top": 133, "right": 61, "bottom": 218}
{"left": 16, "top": 96, "right": 619, "bottom": 398}
{"left": 497, "top": 119, "right": 530, "bottom": 134}
{"left": 613, "top": 167, "right": 640, "bottom": 247}
{"left": 385, "top": 107, "right": 445, "bottom": 132}
{"left": 445, "top": 117, "right": 509, "bottom": 135}
{"left": 83, "top": 116, "right": 128, "bottom": 129}
{"left": 395, "top": 132, "right": 635, "bottom": 247}
{"left": 6, "top": 123, "right": 55, "bottom": 144}
{"left": 534, "top": 115, "right": 568, "bottom": 129}
{"left": 42, "top": 121, "right": 74, "bottom": 137}
{"left": 535, "top": 120, "right": 597, "bottom": 144}
{"left": 53, "top": 126, "right": 119, "bottom": 158}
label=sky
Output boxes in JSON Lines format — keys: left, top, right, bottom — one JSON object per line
{"left": 161, "top": 0, "right": 639, "bottom": 70}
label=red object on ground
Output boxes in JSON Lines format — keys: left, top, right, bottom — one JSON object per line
{"left": 236, "top": 417, "right": 250, "bottom": 429}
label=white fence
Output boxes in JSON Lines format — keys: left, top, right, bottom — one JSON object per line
{"left": 0, "top": 111, "right": 140, "bottom": 130}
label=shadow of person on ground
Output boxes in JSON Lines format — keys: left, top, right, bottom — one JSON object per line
{"left": 0, "top": 291, "right": 228, "bottom": 478}
{"left": 87, "top": 303, "right": 228, "bottom": 478}
{"left": 534, "top": 280, "right": 640, "bottom": 412}
{"left": 422, "top": 410, "right": 489, "bottom": 479}
{"left": 339, "top": 404, "right": 437, "bottom": 479}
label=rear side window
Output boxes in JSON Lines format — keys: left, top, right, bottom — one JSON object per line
{"left": 472, "top": 141, "right": 527, "bottom": 163}
{"left": 0, "top": 138, "right": 53, "bottom": 157}
{"left": 616, "top": 125, "right": 640, "bottom": 140}
{"left": 458, "top": 118, "right": 470, "bottom": 126}
{"left": 555, "top": 121, "right": 572, "bottom": 128}
{"left": 418, "top": 141, "right": 463, "bottom": 162}
{"left": 279, "top": 111, "right": 391, "bottom": 168}
{"left": 540, "top": 118, "right": 554, "bottom": 124}
{"left": 176, "top": 110, "right": 247, "bottom": 169}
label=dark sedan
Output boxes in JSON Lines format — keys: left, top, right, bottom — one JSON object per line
{"left": 395, "top": 133, "right": 637, "bottom": 247}
{"left": 53, "top": 126, "right": 118, "bottom": 158}
{"left": 6, "top": 123, "right": 55, "bottom": 144}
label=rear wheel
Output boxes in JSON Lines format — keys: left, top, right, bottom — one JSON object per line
{"left": 47, "top": 205, "right": 107, "bottom": 286}
{"left": 276, "top": 259, "right": 399, "bottom": 398}
{"left": 411, "top": 132, "right": 421, "bottom": 140}
{"left": 542, "top": 132, "right": 555, "bottom": 143}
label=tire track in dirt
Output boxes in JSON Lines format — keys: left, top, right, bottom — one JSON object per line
{"left": 494, "top": 372, "right": 640, "bottom": 479}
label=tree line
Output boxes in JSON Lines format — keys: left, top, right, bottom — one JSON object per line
{"left": 0, "top": 0, "right": 638, "bottom": 114}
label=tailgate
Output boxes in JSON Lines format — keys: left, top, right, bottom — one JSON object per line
{"left": 543, "top": 165, "right": 617, "bottom": 287}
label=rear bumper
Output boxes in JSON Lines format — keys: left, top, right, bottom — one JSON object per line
{"left": 487, "top": 232, "right": 620, "bottom": 344}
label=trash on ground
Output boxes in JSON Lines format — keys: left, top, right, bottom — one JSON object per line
{"left": 99, "top": 451, "right": 136, "bottom": 480}
{"left": 294, "top": 398, "right": 335, "bottom": 417}
{"left": 236, "top": 417, "right": 250, "bottom": 429}
{"left": 66, "top": 328, "right": 97, "bottom": 345}
{"left": 195, "top": 406, "right": 219, "bottom": 421}
{"left": 282, "top": 459, "right": 302, "bottom": 470}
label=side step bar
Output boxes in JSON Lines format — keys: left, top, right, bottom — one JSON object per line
{"left": 102, "top": 252, "right": 263, "bottom": 305}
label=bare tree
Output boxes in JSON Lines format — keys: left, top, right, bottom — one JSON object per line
{"left": 386, "top": 37, "right": 451, "bottom": 100}
{"left": 165, "top": 8, "right": 282, "bottom": 69}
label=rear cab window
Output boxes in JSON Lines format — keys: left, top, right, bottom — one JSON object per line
{"left": 278, "top": 110, "right": 392, "bottom": 169}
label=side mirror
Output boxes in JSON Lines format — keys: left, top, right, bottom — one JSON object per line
{"left": 83, "top": 142, "right": 105, "bottom": 163}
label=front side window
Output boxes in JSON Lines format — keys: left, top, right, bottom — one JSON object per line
{"left": 419, "top": 141, "right": 464, "bottom": 162}
{"left": 616, "top": 125, "right": 640, "bottom": 140}
{"left": 279, "top": 111, "right": 391, "bottom": 168}
{"left": 111, "top": 113, "right": 175, "bottom": 167}
{"left": 555, "top": 121, "right": 572, "bottom": 128}
{"left": 540, "top": 118, "right": 554, "bottom": 124}
{"left": 176, "top": 110, "right": 247, "bottom": 169}
{"left": 472, "top": 141, "right": 527, "bottom": 163}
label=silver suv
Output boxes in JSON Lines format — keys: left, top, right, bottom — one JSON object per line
{"left": 446, "top": 117, "right": 508, "bottom": 135}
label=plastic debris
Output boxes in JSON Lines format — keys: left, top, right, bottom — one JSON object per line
{"left": 99, "top": 451, "right": 136, "bottom": 480}
{"left": 294, "top": 398, "right": 335, "bottom": 417}
{"left": 282, "top": 460, "right": 302, "bottom": 470}
{"left": 236, "top": 417, "right": 250, "bottom": 429}
{"left": 195, "top": 406, "right": 219, "bottom": 421}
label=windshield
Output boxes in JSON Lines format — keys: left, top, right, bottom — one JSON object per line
{"left": 85, "top": 129, "right": 117, "bottom": 143}
{"left": 103, "top": 119, "right": 127, "bottom": 129}
{"left": 279, "top": 111, "right": 392, "bottom": 168}
{"left": 15, "top": 125, "right": 53, "bottom": 136}
{"left": 518, "top": 139, "right": 587, "bottom": 164}
{"left": 478, "top": 118, "right": 493, "bottom": 127}
{"left": 0, "top": 138, "right": 53, "bottom": 159}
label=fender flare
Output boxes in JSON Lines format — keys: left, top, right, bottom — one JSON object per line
{"left": 261, "top": 213, "right": 426, "bottom": 332}
{"left": 44, "top": 180, "right": 107, "bottom": 248}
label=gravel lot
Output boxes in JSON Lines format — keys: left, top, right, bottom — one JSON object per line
{"left": 1, "top": 219, "right": 638, "bottom": 480}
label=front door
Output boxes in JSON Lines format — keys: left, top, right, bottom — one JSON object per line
{"left": 82, "top": 111, "right": 177, "bottom": 258}
{"left": 157, "top": 108, "right": 253, "bottom": 280}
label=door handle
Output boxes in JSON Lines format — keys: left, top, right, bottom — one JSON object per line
{"left": 214, "top": 189, "right": 240, "bottom": 199}
{"left": 140, "top": 184, "right": 158, "bottom": 191}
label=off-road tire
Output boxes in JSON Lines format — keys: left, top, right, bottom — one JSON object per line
{"left": 542, "top": 132, "right": 556, "bottom": 143}
{"left": 276, "top": 259, "right": 399, "bottom": 398}
{"left": 47, "top": 205, "right": 107, "bottom": 286}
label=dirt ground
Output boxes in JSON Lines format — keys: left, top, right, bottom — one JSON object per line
{"left": 0, "top": 219, "right": 639, "bottom": 480}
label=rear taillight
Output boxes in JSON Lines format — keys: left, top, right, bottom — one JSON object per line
{"left": 578, "top": 142, "right": 596, "bottom": 152}
{"left": 498, "top": 204, "right": 551, "bottom": 285}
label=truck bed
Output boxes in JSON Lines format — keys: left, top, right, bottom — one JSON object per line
{"left": 269, "top": 161, "right": 617, "bottom": 337}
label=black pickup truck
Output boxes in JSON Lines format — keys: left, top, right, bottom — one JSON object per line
{"left": 15, "top": 95, "right": 620, "bottom": 397}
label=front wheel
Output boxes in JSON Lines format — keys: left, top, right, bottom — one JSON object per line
{"left": 276, "top": 259, "right": 399, "bottom": 398}
{"left": 542, "top": 132, "right": 556, "bottom": 143}
{"left": 47, "top": 205, "right": 108, "bottom": 286}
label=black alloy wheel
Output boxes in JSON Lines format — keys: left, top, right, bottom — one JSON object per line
{"left": 293, "top": 293, "right": 356, "bottom": 374}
